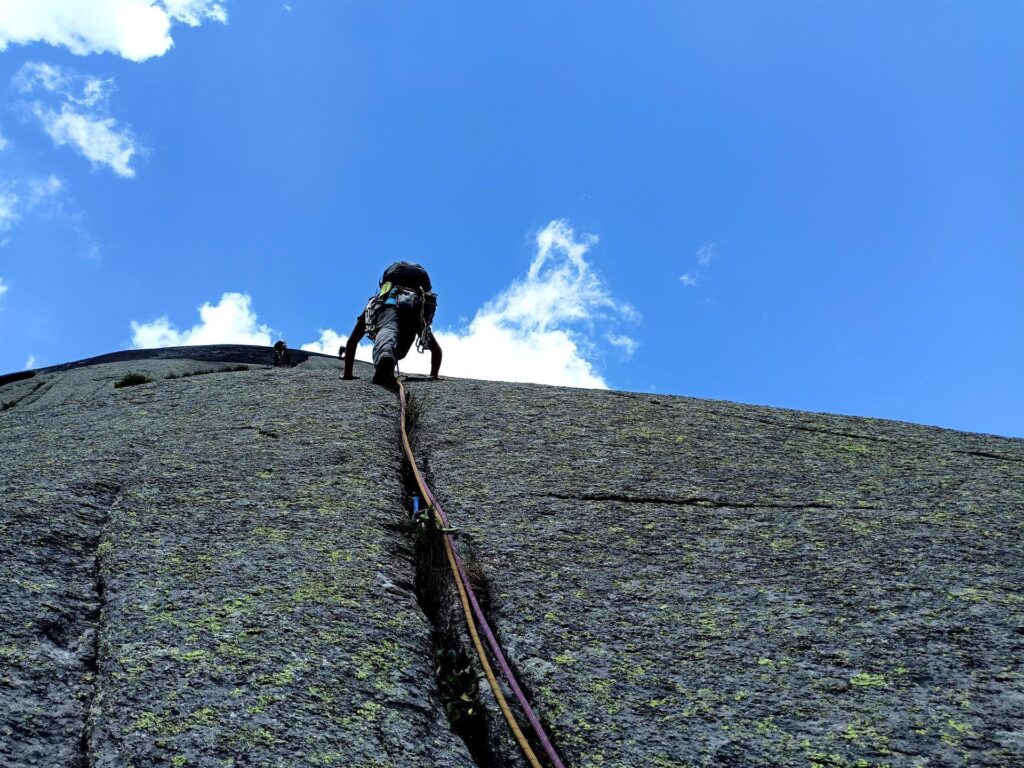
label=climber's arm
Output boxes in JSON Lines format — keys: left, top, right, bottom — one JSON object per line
{"left": 343, "top": 314, "right": 366, "bottom": 379}
{"left": 428, "top": 333, "right": 442, "bottom": 379}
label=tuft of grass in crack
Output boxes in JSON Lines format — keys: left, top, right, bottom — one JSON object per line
{"left": 404, "top": 391, "right": 425, "bottom": 438}
{"left": 435, "top": 647, "right": 481, "bottom": 728}
{"left": 404, "top": 390, "right": 436, "bottom": 457}
{"left": 114, "top": 372, "right": 153, "bottom": 389}
{"left": 402, "top": 446, "right": 495, "bottom": 764}
{"left": 459, "top": 558, "right": 495, "bottom": 615}
{"left": 167, "top": 365, "right": 249, "bottom": 380}
{"left": 409, "top": 509, "right": 494, "bottom": 763}
{"left": 400, "top": 387, "right": 561, "bottom": 764}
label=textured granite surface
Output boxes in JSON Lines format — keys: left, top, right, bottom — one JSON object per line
{"left": 1, "top": 351, "right": 475, "bottom": 768}
{"left": 408, "top": 378, "right": 1024, "bottom": 768}
{"left": 3, "top": 346, "right": 1022, "bottom": 768}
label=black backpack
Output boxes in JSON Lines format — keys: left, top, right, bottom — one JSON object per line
{"left": 381, "top": 261, "right": 432, "bottom": 292}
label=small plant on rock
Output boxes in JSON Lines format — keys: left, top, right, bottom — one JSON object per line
{"left": 114, "top": 372, "right": 153, "bottom": 389}
{"left": 435, "top": 647, "right": 479, "bottom": 727}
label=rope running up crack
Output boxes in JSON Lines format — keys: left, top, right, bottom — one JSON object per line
{"left": 397, "top": 378, "right": 565, "bottom": 768}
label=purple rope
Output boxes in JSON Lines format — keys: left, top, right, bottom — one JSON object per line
{"left": 400, "top": 383, "right": 565, "bottom": 767}
{"left": 420, "top": 483, "right": 566, "bottom": 768}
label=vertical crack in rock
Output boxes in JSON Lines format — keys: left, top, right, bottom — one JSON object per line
{"left": 401, "top": 457, "right": 503, "bottom": 767}
{"left": 398, "top": 394, "right": 505, "bottom": 767}
{"left": 399, "top": 390, "right": 565, "bottom": 768}
{"left": 73, "top": 482, "right": 121, "bottom": 768}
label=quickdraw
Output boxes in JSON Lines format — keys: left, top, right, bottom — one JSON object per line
{"left": 415, "top": 287, "right": 435, "bottom": 354}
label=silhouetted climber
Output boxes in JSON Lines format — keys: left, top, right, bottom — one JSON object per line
{"left": 342, "top": 261, "right": 442, "bottom": 388}
{"left": 273, "top": 340, "right": 292, "bottom": 367}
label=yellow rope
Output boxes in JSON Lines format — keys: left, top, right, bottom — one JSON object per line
{"left": 398, "top": 381, "right": 543, "bottom": 768}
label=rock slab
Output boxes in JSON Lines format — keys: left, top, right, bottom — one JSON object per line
{"left": 1, "top": 352, "right": 474, "bottom": 768}
{"left": 410, "top": 378, "right": 1024, "bottom": 768}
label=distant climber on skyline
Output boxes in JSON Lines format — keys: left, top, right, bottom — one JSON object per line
{"left": 273, "top": 340, "right": 292, "bottom": 367}
{"left": 342, "top": 261, "right": 442, "bottom": 388}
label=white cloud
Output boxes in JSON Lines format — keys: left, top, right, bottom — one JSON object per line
{"left": 0, "top": 174, "right": 63, "bottom": 232}
{"left": 130, "top": 292, "right": 275, "bottom": 348}
{"left": 301, "top": 328, "right": 353, "bottom": 357}
{"left": 12, "top": 62, "right": 58, "bottom": 97}
{"left": 0, "top": 186, "right": 19, "bottom": 231}
{"left": 0, "top": 173, "right": 93, "bottom": 258}
{"left": 27, "top": 174, "right": 62, "bottom": 203}
{"left": 607, "top": 334, "right": 639, "bottom": 358}
{"left": 696, "top": 242, "right": 716, "bottom": 266}
{"left": 163, "top": 0, "right": 227, "bottom": 26}
{"left": 0, "top": 0, "right": 228, "bottom": 62}
{"left": 0, "top": 277, "right": 8, "bottom": 297}
{"left": 24, "top": 355, "right": 36, "bottom": 369}
{"left": 427, "top": 324, "right": 607, "bottom": 387}
{"left": 16, "top": 63, "right": 140, "bottom": 178}
{"left": 680, "top": 243, "right": 719, "bottom": 293}
{"left": 301, "top": 329, "right": 375, "bottom": 369}
{"left": 34, "top": 105, "right": 138, "bottom": 177}
{"left": 306, "top": 219, "right": 640, "bottom": 389}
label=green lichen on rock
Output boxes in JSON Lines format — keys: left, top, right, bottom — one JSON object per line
{"left": 0, "top": 349, "right": 476, "bottom": 768}
{"left": 2, "top": 347, "right": 1022, "bottom": 767}
{"left": 411, "top": 377, "right": 1024, "bottom": 767}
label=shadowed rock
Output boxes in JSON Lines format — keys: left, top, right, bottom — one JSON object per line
{"left": 30, "top": 344, "right": 335, "bottom": 376}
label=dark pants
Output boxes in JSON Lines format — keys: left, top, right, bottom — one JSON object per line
{"left": 372, "top": 305, "right": 418, "bottom": 366}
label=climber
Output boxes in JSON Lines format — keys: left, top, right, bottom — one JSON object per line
{"left": 342, "top": 261, "right": 442, "bottom": 388}
{"left": 273, "top": 340, "right": 292, "bottom": 367}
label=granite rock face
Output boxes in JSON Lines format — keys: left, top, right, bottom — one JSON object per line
{"left": 2, "top": 346, "right": 1022, "bottom": 768}
{"left": 408, "top": 379, "right": 1024, "bottom": 768}
{"left": 1, "top": 351, "right": 475, "bottom": 768}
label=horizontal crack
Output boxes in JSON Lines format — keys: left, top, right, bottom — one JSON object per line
{"left": 535, "top": 491, "right": 878, "bottom": 511}
{"left": 729, "top": 413, "right": 1023, "bottom": 463}
{"left": 727, "top": 412, "right": 902, "bottom": 445}
{"left": 950, "top": 449, "right": 1024, "bottom": 464}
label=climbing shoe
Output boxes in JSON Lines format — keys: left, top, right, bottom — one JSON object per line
{"left": 372, "top": 357, "right": 397, "bottom": 390}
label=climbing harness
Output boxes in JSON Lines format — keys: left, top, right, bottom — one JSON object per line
{"left": 398, "top": 379, "right": 565, "bottom": 768}
{"left": 364, "top": 282, "right": 437, "bottom": 352}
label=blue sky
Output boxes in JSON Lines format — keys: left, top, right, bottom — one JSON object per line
{"left": 0, "top": 1, "right": 1020, "bottom": 437}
